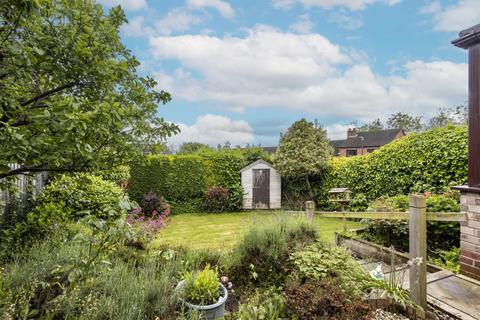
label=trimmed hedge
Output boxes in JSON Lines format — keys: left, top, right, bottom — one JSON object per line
{"left": 312, "top": 125, "right": 467, "bottom": 208}
{"left": 129, "top": 150, "right": 247, "bottom": 213}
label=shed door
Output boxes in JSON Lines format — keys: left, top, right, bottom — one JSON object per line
{"left": 253, "top": 169, "right": 270, "bottom": 209}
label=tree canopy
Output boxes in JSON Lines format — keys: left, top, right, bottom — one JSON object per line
{"left": 274, "top": 119, "right": 332, "bottom": 198}
{"left": 0, "top": 0, "right": 178, "bottom": 180}
{"left": 177, "top": 142, "right": 212, "bottom": 154}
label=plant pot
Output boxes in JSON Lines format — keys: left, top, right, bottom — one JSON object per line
{"left": 175, "top": 280, "right": 228, "bottom": 320}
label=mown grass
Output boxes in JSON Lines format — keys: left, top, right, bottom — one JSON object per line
{"left": 153, "top": 211, "right": 363, "bottom": 251}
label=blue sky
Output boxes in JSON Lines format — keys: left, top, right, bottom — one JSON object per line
{"left": 98, "top": 0, "right": 479, "bottom": 147}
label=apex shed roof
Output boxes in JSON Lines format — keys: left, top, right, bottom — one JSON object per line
{"left": 240, "top": 159, "right": 275, "bottom": 173}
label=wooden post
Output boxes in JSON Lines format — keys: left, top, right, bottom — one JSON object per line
{"left": 409, "top": 194, "right": 427, "bottom": 310}
{"left": 452, "top": 25, "right": 480, "bottom": 191}
{"left": 305, "top": 201, "right": 315, "bottom": 222}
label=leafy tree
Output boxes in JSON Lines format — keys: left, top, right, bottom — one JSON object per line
{"left": 386, "top": 112, "right": 422, "bottom": 132}
{"left": 0, "top": 0, "right": 178, "bottom": 180}
{"left": 274, "top": 119, "right": 332, "bottom": 199}
{"left": 177, "top": 142, "right": 212, "bottom": 154}
{"left": 358, "top": 118, "right": 384, "bottom": 131}
{"left": 428, "top": 105, "right": 467, "bottom": 129}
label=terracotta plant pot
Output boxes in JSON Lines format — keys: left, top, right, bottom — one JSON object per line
{"left": 175, "top": 280, "right": 228, "bottom": 320}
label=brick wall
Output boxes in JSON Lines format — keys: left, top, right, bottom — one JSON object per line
{"left": 460, "top": 192, "right": 480, "bottom": 280}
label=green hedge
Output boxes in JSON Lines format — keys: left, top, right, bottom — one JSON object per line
{"left": 311, "top": 125, "right": 467, "bottom": 208}
{"left": 129, "top": 150, "right": 247, "bottom": 213}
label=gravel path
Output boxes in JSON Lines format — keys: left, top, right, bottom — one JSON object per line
{"left": 370, "top": 309, "right": 409, "bottom": 320}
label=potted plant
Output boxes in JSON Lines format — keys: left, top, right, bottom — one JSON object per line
{"left": 176, "top": 265, "right": 229, "bottom": 320}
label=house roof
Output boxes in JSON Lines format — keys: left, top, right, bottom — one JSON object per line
{"left": 330, "top": 129, "right": 404, "bottom": 149}
{"left": 240, "top": 159, "right": 275, "bottom": 172}
{"left": 262, "top": 146, "right": 277, "bottom": 154}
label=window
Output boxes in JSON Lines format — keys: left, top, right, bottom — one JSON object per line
{"left": 346, "top": 149, "right": 357, "bottom": 157}
{"left": 366, "top": 148, "right": 375, "bottom": 153}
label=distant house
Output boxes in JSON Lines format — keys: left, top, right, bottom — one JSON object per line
{"left": 330, "top": 128, "right": 405, "bottom": 157}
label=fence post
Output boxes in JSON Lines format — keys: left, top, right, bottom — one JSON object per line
{"left": 409, "top": 194, "right": 427, "bottom": 311}
{"left": 305, "top": 201, "right": 315, "bottom": 222}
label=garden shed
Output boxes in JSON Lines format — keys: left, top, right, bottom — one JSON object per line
{"left": 240, "top": 160, "right": 281, "bottom": 209}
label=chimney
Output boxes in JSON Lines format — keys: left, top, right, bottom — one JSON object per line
{"left": 347, "top": 128, "right": 358, "bottom": 139}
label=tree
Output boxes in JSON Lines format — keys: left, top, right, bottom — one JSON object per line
{"left": 428, "top": 105, "right": 467, "bottom": 129}
{"left": 274, "top": 119, "right": 332, "bottom": 199}
{"left": 358, "top": 118, "right": 384, "bottom": 131}
{"left": 0, "top": 0, "right": 178, "bottom": 180}
{"left": 177, "top": 142, "right": 212, "bottom": 154}
{"left": 386, "top": 112, "right": 423, "bottom": 132}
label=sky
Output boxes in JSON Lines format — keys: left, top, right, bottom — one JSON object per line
{"left": 98, "top": 0, "right": 479, "bottom": 147}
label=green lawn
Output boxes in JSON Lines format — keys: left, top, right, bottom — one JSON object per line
{"left": 153, "top": 211, "right": 363, "bottom": 251}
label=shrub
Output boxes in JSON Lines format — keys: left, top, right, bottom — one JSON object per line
{"left": 34, "top": 173, "right": 124, "bottom": 221}
{"left": 182, "top": 264, "right": 220, "bottom": 305}
{"left": 349, "top": 193, "right": 368, "bottom": 212}
{"left": 284, "top": 278, "right": 371, "bottom": 320}
{"left": 232, "top": 287, "right": 286, "bottom": 320}
{"left": 298, "top": 125, "right": 468, "bottom": 209}
{"left": 429, "top": 247, "right": 460, "bottom": 273}
{"left": 129, "top": 151, "right": 245, "bottom": 213}
{"left": 362, "top": 193, "right": 460, "bottom": 252}
{"left": 140, "top": 191, "right": 168, "bottom": 216}
{"left": 204, "top": 187, "right": 230, "bottom": 212}
{"left": 229, "top": 216, "right": 317, "bottom": 285}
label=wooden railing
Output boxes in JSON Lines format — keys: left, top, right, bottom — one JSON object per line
{"left": 305, "top": 196, "right": 466, "bottom": 315}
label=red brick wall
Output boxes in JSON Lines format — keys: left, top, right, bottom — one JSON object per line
{"left": 460, "top": 192, "right": 480, "bottom": 281}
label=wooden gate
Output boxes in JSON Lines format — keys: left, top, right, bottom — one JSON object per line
{"left": 253, "top": 169, "right": 270, "bottom": 209}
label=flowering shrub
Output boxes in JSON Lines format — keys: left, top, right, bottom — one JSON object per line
{"left": 126, "top": 207, "right": 171, "bottom": 248}
{"left": 204, "top": 187, "right": 230, "bottom": 212}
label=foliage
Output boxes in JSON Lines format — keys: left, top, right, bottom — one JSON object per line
{"left": 140, "top": 191, "right": 168, "bottom": 216}
{"left": 177, "top": 142, "right": 212, "bottom": 154}
{"left": 232, "top": 287, "right": 286, "bottom": 320}
{"left": 126, "top": 207, "right": 171, "bottom": 249}
{"left": 182, "top": 264, "right": 220, "bottom": 305}
{"left": 349, "top": 193, "right": 369, "bottom": 212}
{"left": 362, "top": 193, "right": 460, "bottom": 252}
{"left": 386, "top": 112, "right": 423, "bottom": 132}
{"left": 289, "top": 243, "right": 367, "bottom": 297}
{"left": 229, "top": 216, "right": 317, "bottom": 285}
{"left": 95, "top": 166, "right": 131, "bottom": 185}
{"left": 274, "top": 119, "right": 332, "bottom": 198}
{"left": 130, "top": 151, "right": 245, "bottom": 213}
{"left": 0, "top": 0, "right": 178, "bottom": 180}
{"left": 240, "top": 146, "right": 273, "bottom": 165}
{"left": 35, "top": 173, "right": 124, "bottom": 220}
{"left": 359, "top": 118, "right": 384, "bottom": 131}
{"left": 204, "top": 187, "right": 231, "bottom": 213}
{"left": 312, "top": 125, "right": 468, "bottom": 207}
{"left": 429, "top": 247, "right": 460, "bottom": 273}
{"left": 284, "top": 278, "right": 372, "bottom": 320}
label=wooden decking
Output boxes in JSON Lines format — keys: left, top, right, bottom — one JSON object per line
{"left": 358, "top": 259, "right": 480, "bottom": 320}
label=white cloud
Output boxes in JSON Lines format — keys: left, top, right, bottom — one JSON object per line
{"left": 289, "top": 14, "right": 314, "bottom": 33}
{"left": 155, "top": 8, "right": 202, "bottom": 36}
{"left": 98, "top": 0, "right": 147, "bottom": 11}
{"left": 422, "top": 0, "right": 480, "bottom": 32}
{"left": 168, "top": 114, "right": 255, "bottom": 146}
{"left": 150, "top": 27, "right": 467, "bottom": 122}
{"left": 329, "top": 9, "right": 363, "bottom": 30}
{"left": 272, "top": 0, "right": 401, "bottom": 11}
{"left": 187, "top": 0, "right": 235, "bottom": 18}
{"left": 120, "top": 16, "right": 152, "bottom": 37}
{"left": 326, "top": 123, "right": 351, "bottom": 140}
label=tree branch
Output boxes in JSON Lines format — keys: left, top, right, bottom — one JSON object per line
{"left": 20, "top": 80, "right": 79, "bottom": 107}
{"left": 0, "top": 165, "right": 79, "bottom": 179}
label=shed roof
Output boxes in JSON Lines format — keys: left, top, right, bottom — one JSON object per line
{"left": 240, "top": 159, "right": 275, "bottom": 172}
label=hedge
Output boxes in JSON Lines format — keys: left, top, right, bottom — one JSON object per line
{"left": 312, "top": 125, "right": 468, "bottom": 208}
{"left": 280, "top": 125, "right": 468, "bottom": 209}
{"left": 129, "top": 150, "right": 247, "bottom": 213}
